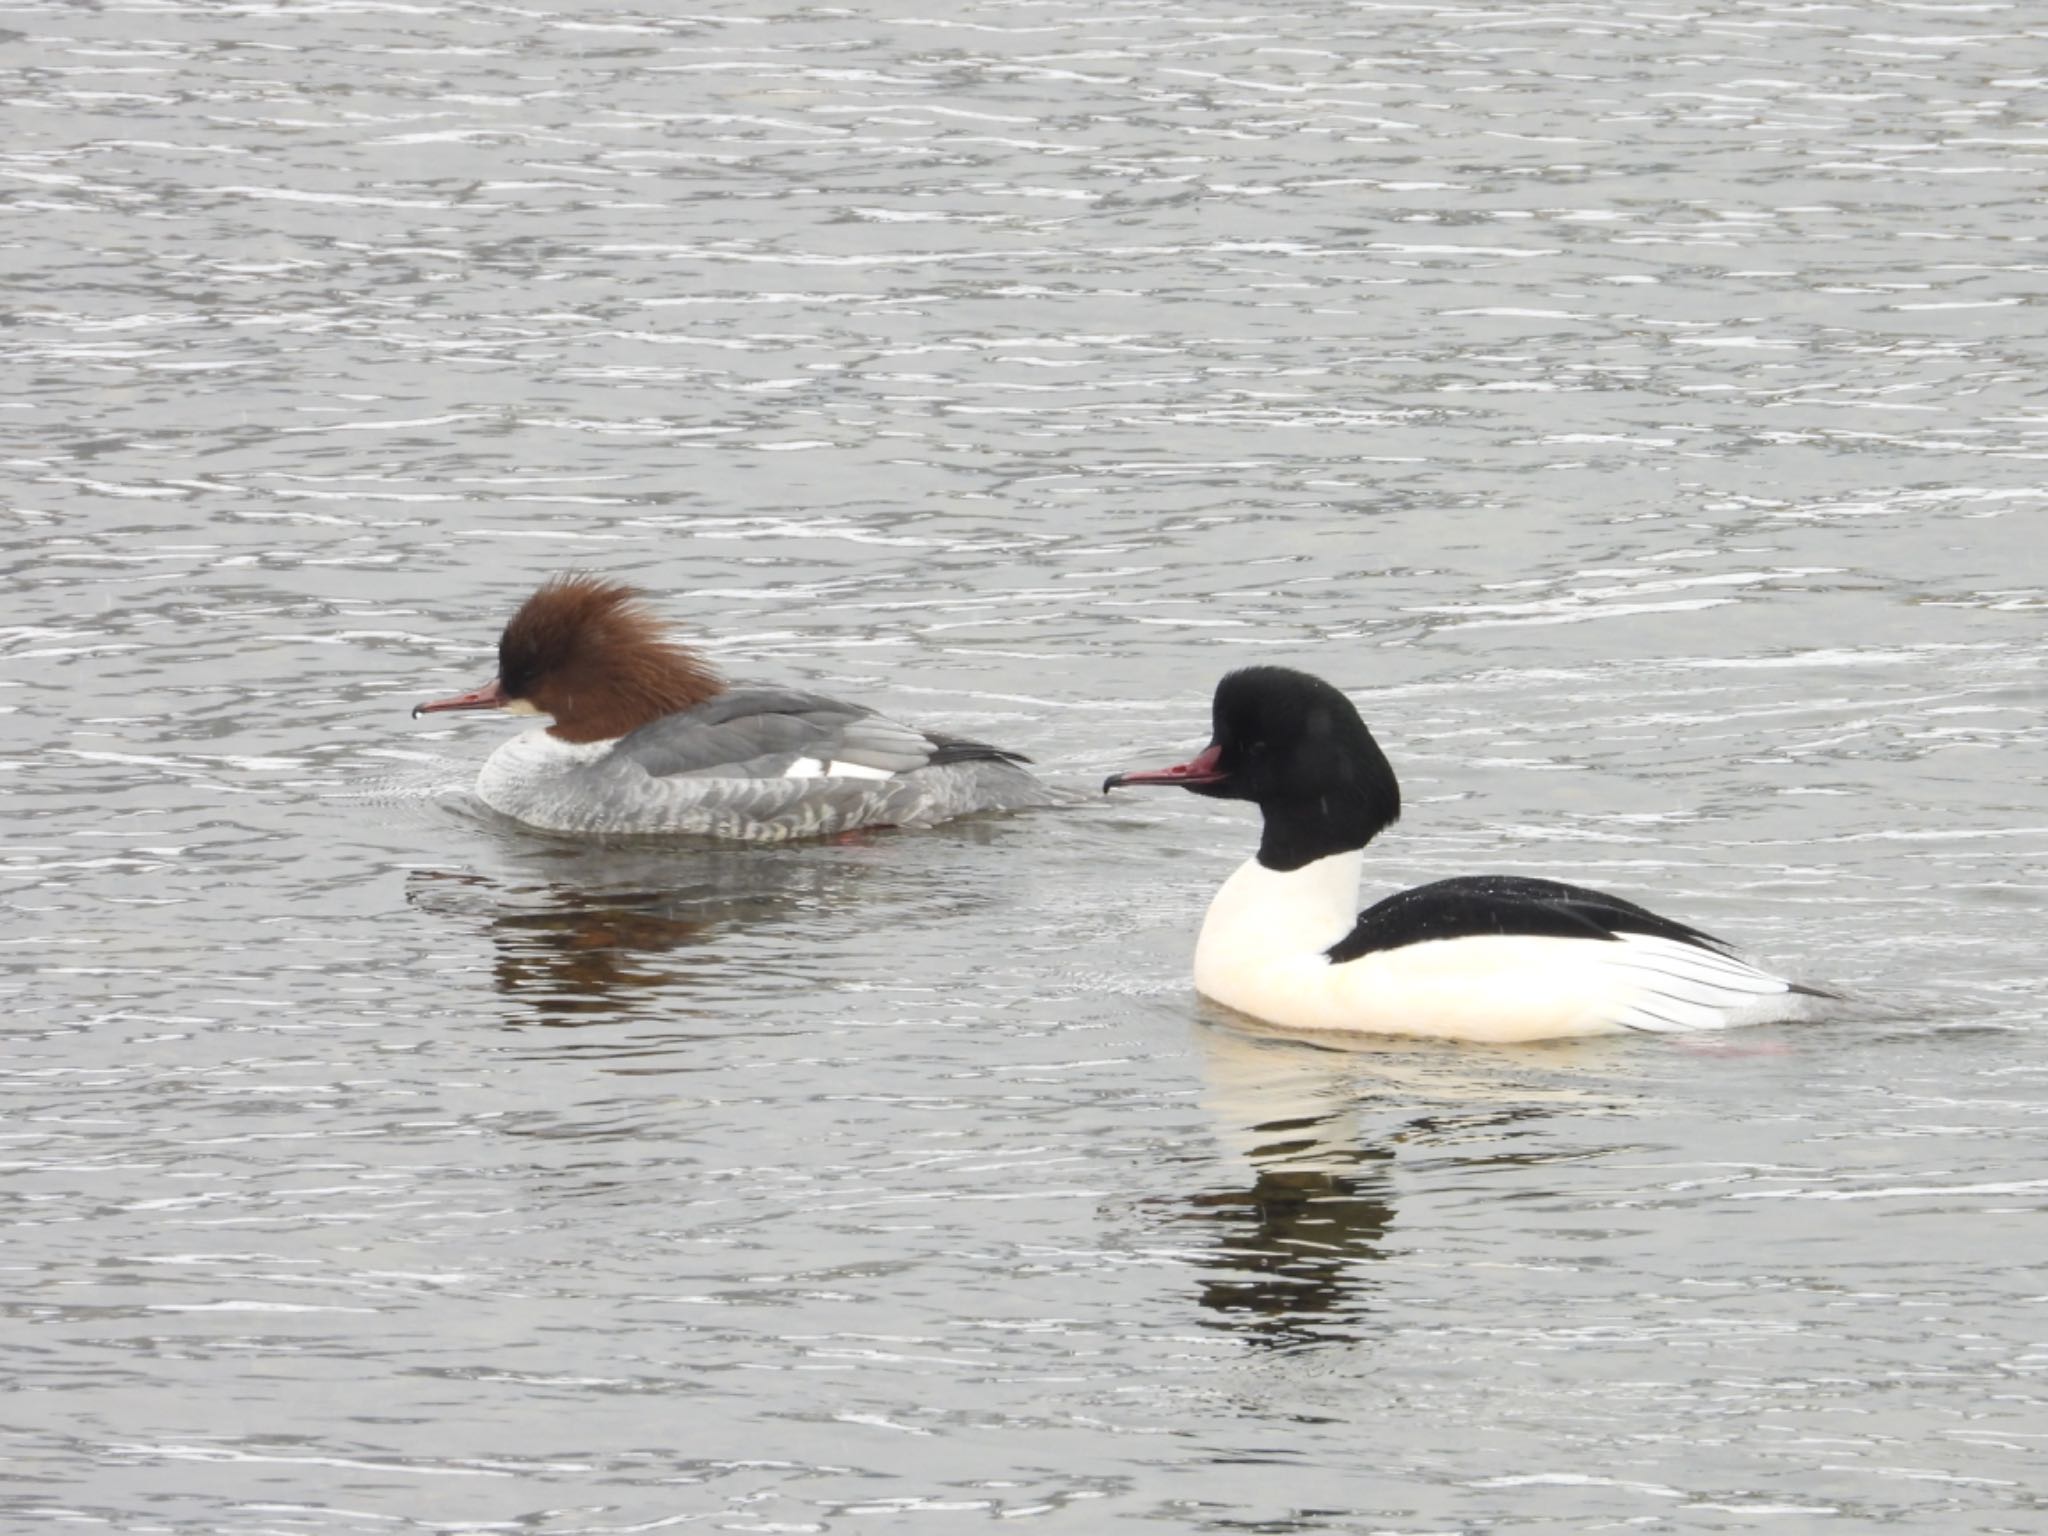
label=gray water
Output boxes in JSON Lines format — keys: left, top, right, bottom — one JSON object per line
{"left": 4, "top": 1, "right": 2045, "bottom": 1531}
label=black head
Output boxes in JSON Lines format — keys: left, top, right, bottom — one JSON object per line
{"left": 1105, "top": 665, "right": 1401, "bottom": 871}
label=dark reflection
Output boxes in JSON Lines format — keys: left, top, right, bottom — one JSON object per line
{"left": 1176, "top": 1020, "right": 1589, "bottom": 1349}
{"left": 403, "top": 814, "right": 1035, "bottom": 1042}
{"left": 1182, "top": 1146, "right": 1397, "bottom": 1347}
{"left": 404, "top": 839, "right": 882, "bottom": 1027}
{"left": 1175, "top": 1024, "right": 1403, "bottom": 1349}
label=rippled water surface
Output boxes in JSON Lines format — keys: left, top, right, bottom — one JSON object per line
{"left": 5, "top": 0, "right": 2045, "bottom": 1531}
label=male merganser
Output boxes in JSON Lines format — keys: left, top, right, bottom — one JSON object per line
{"left": 1104, "top": 666, "right": 1830, "bottom": 1043}
{"left": 413, "top": 573, "right": 1061, "bottom": 840}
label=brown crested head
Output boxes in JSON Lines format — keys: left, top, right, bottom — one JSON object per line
{"left": 497, "top": 573, "right": 723, "bottom": 742}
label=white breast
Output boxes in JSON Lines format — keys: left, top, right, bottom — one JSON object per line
{"left": 475, "top": 728, "right": 614, "bottom": 820}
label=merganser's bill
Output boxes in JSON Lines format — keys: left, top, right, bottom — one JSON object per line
{"left": 413, "top": 574, "right": 1061, "bottom": 840}
{"left": 1104, "top": 666, "right": 1832, "bottom": 1043}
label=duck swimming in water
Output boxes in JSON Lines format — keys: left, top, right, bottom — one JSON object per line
{"left": 414, "top": 573, "right": 1060, "bottom": 841}
{"left": 1105, "top": 665, "right": 1831, "bottom": 1042}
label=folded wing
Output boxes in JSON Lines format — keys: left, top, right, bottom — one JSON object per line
{"left": 612, "top": 686, "right": 1027, "bottom": 781}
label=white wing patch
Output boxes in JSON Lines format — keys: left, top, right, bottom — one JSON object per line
{"left": 784, "top": 757, "right": 897, "bottom": 782}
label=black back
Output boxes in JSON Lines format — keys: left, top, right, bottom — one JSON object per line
{"left": 1326, "top": 874, "right": 1732, "bottom": 963}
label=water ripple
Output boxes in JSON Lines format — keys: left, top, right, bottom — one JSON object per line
{"left": 4, "top": 0, "right": 2045, "bottom": 1530}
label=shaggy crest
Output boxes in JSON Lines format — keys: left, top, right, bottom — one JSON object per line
{"left": 499, "top": 573, "right": 723, "bottom": 742}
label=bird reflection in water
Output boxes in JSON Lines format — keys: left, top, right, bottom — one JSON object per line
{"left": 1179, "top": 1020, "right": 1585, "bottom": 1348}
{"left": 405, "top": 842, "right": 876, "bottom": 1028}
{"left": 1178, "top": 1023, "right": 1401, "bottom": 1347}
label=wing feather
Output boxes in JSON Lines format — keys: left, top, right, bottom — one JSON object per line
{"left": 609, "top": 686, "right": 1016, "bottom": 782}
{"left": 1318, "top": 878, "right": 1805, "bottom": 1035}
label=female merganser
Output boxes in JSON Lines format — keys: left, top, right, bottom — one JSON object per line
{"left": 1104, "top": 666, "right": 1830, "bottom": 1043}
{"left": 413, "top": 574, "right": 1061, "bottom": 840}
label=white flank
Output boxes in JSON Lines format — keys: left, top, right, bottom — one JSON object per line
{"left": 1190, "top": 853, "right": 1805, "bottom": 1043}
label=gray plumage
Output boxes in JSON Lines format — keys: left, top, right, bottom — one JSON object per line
{"left": 474, "top": 685, "right": 1065, "bottom": 840}
{"left": 616, "top": 687, "right": 976, "bottom": 779}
